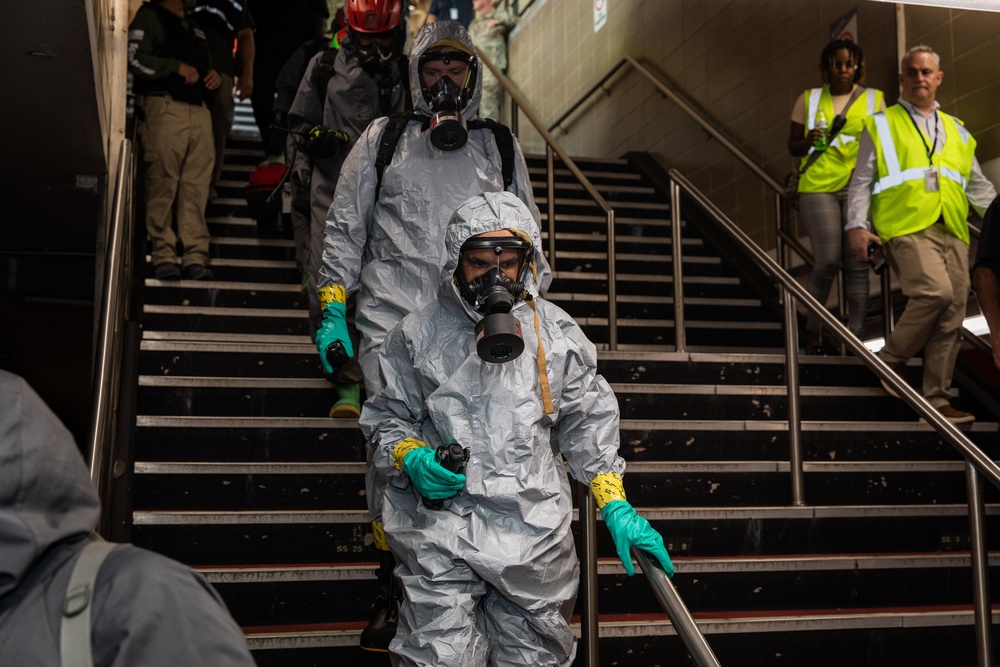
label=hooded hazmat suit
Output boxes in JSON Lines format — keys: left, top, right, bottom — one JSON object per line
{"left": 319, "top": 19, "right": 550, "bottom": 524}
{"left": 359, "top": 192, "right": 624, "bottom": 666}
{"left": 289, "top": 30, "right": 409, "bottom": 332}
{"left": 0, "top": 370, "right": 255, "bottom": 667}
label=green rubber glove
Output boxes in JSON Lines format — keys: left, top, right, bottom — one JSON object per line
{"left": 316, "top": 301, "right": 354, "bottom": 374}
{"left": 601, "top": 499, "right": 674, "bottom": 577}
{"left": 403, "top": 446, "right": 466, "bottom": 500}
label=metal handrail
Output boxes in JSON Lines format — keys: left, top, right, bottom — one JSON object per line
{"left": 633, "top": 548, "right": 722, "bottom": 667}
{"left": 87, "top": 137, "right": 135, "bottom": 536}
{"left": 670, "top": 167, "right": 995, "bottom": 666}
{"left": 671, "top": 168, "right": 1000, "bottom": 486}
{"left": 551, "top": 55, "right": 785, "bottom": 195}
{"left": 477, "top": 48, "right": 620, "bottom": 351}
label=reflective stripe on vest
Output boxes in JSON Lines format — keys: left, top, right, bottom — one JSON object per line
{"left": 871, "top": 112, "right": 971, "bottom": 194}
{"left": 867, "top": 105, "right": 975, "bottom": 244}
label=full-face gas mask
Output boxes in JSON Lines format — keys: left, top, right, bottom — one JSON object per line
{"left": 419, "top": 48, "right": 477, "bottom": 151}
{"left": 455, "top": 235, "right": 532, "bottom": 363}
{"left": 345, "top": 0, "right": 402, "bottom": 75}
{"left": 351, "top": 27, "right": 400, "bottom": 76}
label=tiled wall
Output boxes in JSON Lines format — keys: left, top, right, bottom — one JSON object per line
{"left": 508, "top": 0, "right": 1000, "bottom": 248}
{"left": 905, "top": 6, "right": 1000, "bottom": 185}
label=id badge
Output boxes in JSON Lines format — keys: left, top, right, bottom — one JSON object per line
{"left": 450, "top": 6, "right": 459, "bottom": 19}
{"left": 924, "top": 168, "right": 939, "bottom": 192}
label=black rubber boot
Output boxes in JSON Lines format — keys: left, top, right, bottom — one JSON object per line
{"left": 359, "top": 549, "right": 401, "bottom": 653}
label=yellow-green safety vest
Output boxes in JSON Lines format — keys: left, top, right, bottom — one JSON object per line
{"left": 864, "top": 104, "right": 976, "bottom": 244}
{"left": 798, "top": 85, "right": 884, "bottom": 193}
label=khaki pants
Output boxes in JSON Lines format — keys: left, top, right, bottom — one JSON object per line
{"left": 142, "top": 95, "right": 214, "bottom": 268}
{"left": 882, "top": 223, "right": 970, "bottom": 407}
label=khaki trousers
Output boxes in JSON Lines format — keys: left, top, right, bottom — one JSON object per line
{"left": 882, "top": 223, "right": 970, "bottom": 407}
{"left": 142, "top": 95, "right": 214, "bottom": 267}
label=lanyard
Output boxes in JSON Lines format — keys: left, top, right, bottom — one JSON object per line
{"left": 905, "top": 106, "right": 939, "bottom": 163}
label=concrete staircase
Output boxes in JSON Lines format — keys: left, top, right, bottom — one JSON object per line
{"left": 125, "top": 115, "right": 1000, "bottom": 665}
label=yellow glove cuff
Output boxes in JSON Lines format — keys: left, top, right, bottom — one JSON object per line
{"left": 318, "top": 284, "right": 348, "bottom": 310}
{"left": 392, "top": 438, "right": 426, "bottom": 470}
{"left": 590, "top": 472, "right": 626, "bottom": 509}
{"left": 371, "top": 521, "right": 389, "bottom": 551}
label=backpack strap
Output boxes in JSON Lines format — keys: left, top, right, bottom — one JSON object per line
{"left": 375, "top": 114, "right": 516, "bottom": 197}
{"left": 398, "top": 56, "right": 412, "bottom": 111}
{"left": 474, "top": 118, "right": 515, "bottom": 190}
{"left": 375, "top": 112, "right": 415, "bottom": 196}
{"left": 315, "top": 46, "right": 339, "bottom": 112}
{"left": 61, "top": 535, "right": 117, "bottom": 667}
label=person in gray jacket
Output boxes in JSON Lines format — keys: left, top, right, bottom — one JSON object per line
{"left": 0, "top": 370, "right": 255, "bottom": 667}
{"left": 313, "top": 19, "right": 549, "bottom": 652}
{"left": 361, "top": 192, "right": 672, "bottom": 665}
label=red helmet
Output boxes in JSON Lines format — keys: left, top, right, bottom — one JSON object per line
{"left": 345, "top": 0, "right": 402, "bottom": 34}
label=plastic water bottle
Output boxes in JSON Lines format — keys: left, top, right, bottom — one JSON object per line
{"left": 814, "top": 111, "right": 829, "bottom": 150}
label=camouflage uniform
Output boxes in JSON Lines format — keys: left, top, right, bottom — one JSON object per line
{"left": 467, "top": 3, "right": 516, "bottom": 121}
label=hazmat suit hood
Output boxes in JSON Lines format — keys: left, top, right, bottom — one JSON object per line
{"left": 409, "top": 20, "right": 482, "bottom": 120}
{"left": 0, "top": 370, "right": 99, "bottom": 599}
{"left": 443, "top": 191, "right": 546, "bottom": 309}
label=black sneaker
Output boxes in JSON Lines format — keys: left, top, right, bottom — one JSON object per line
{"left": 153, "top": 263, "right": 181, "bottom": 281}
{"left": 182, "top": 264, "right": 213, "bottom": 281}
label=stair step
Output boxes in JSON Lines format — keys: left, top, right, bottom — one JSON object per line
{"left": 536, "top": 196, "right": 670, "bottom": 212}
{"left": 142, "top": 331, "right": 311, "bottom": 344}
{"left": 529, "top": 179, "right": 657, "bottom": 195}
{"left": 527, "top": 167, "right": 642, "bottom": 182}
{"left": 134, "top": 509, "right": 371, "bottom": 524}
{"left": 239, "top": 605, "right": 999, "bottom": 650}
{"left": 194, "top": 552, "right": 1000, "bottom": 584}
{"left": 144, "top": 257, "right": 301, "bottom": 283}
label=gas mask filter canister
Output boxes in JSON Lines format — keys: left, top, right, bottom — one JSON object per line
{"left": 474, "top": 276, "right": 524, "bottom": 363}
{"left": 427, "top": 76, "right": 468, "bottom": 151}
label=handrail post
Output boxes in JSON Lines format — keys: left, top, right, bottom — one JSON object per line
{"left": 509, "top": 98, "right": 519, "bottom": 138}
{"left": 546, "top": 144, "right": 556, "bottom": 271}
{"left": 775, "top": 200, "right": 787, "bottom": 275}
{"left": 783, "top": 288, "right": 805, "bottom": 506}
{"left": 606, "top": 209, "right": 618, "bottom": 351}
{"left": 578, "top": 483, "right": 600, "bottom": 666}
{"left": 966, "top": 462, "right": 994, "bottom": 667}
{"left": 881, "top": 268, "right": 894, "bottom": 341}
{"left": 837, "top": 269, "right": 847, "bottom": 344}
{"left": 670, "top": 178, "right": 686, "bottom": 352}
{"left": 774, "top": 192, "right": 786, "bottom": 271}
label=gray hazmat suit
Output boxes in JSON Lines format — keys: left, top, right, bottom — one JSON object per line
{"left": 0, "top": 370, "right": 255, "bottom": 667}
{"left": 320, "top": 20, "right": 550, "bottom": 523}
{"left": 360, "top": 191, "right": 624, "bottom": 666}
{"left": 289, "top": 32, "right": 408, "bottom": 332}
